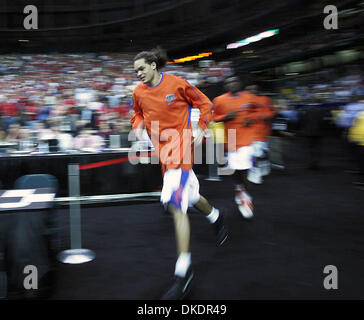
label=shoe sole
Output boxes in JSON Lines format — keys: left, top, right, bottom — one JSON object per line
{"left": 215, "top": 212, "right": 228, "bottom": 246}
{"left": 180, "top": 272, "right": 194, "bottom": 300}
{"left": 218, "top": 233, "right": 228, "bottom": 246}
{"left": 238, "top": 205, "right": 254, "bottom": 219}
{"left": 235, "top": 194, "right": 254, "bottom": 219}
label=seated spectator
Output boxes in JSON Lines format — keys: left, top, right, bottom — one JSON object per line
{"left": 0, "top": 129, "right": 5, "bottom": 141}
{"left": 5, "top": 123, "right": 21, "bottom": 143}
{"left": 73, "top": 123, "right": 104, "bottom": 152}
{"left": 22, "top": 98, "right": 39, "bottom": 129}
{"left": 335, "top": 95, "right": 364, "bottom": 130}
{"left": 0, "top": 95, "right": 18, "bottom": 127}
{"left": 80, "top": 104, "right": 96, "bottom": 128}
{"left": 35, "top": 121, "right": 55, "bottom": 141}
{"left": 3, "top": 122, "right": 21, "bottom": 153}
{"left": 98, "top": 121, "right": 113, "bottom": 140}
{"left": 49, "top": 123, "right": 74, "bottom": 152}
{"left": 18, "top": 127, "right": 36, "bottom": 152}
{"left": 110, "top": 120, "right": 132, "bottom": 148}
{"left": 36, "top": 99, "right": 52, "bottom": 122}
{"left": 115, "top": 96, "right": 132, "bottom": 119}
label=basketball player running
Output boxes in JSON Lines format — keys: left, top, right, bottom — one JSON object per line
{"left": 212, "top": 76, "right": 261, "bottom": 218}
{"left": 246, "top": 84, "right": 277, "bottom": 181}
{"left": 131, "top": 48, "right": 228, "bottom": 300}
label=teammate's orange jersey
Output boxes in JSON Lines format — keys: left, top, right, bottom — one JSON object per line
{"left": 252, "top": 95, "right": 277, "bottom": 141}
{"left": 212, "top": 91, "right": 261, "bottom": 152}
{"left": 131, "top": 73, "right": 212, "bottom": 172}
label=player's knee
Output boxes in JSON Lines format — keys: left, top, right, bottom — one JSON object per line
{"left": 169, "top": 197, "right": 181, "bottom": 211}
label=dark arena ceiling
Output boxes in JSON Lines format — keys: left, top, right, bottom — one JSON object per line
{"left": 0, "top": 0, "right": 363, "bottom": 71}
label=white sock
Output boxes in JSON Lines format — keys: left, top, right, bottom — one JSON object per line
{"left": 206, "top": 207, "right": 219, "bottom": 224}
{"left": 175, "top": 252, "right": 191, "bottom": 278}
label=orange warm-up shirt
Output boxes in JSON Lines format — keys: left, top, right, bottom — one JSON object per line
{"left": 131, "top": 73, "right": 212, "bottom": 173}
{"left": 252, "top": 95, "right": 277, "bottom": 142}
{"left": 212, "top": 91, "right": 261, "bottom": 152}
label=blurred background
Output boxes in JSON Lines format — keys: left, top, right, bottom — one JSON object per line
{"left": 0, "top": 0, "right": 363, "bottom": 155}
{"left": 0, "top": 0, "right": 363, "bottom": 300}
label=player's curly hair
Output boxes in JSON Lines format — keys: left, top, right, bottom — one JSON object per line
{"left": 134, "top": 46, "right": 168, "bottom": 70}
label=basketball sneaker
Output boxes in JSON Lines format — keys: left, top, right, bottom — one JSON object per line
{"left": 235, "top": 188, "right": 254, "bottom": 219}
{"left": 212, "top": 212, "right": 228, "bottom": 246}
{"left": 161, "top": 266, "right": 194, "bottom": 300}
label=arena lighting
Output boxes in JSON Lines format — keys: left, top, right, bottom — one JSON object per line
{"left": 168, "top": 52, "right": 213, "bottom": 64}
{"left": 227, "top": 29, "right": 279, "bottom": 49}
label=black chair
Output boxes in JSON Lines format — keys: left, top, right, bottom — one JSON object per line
{"left": 4, "top": 174, "right": 60, "bottom": 299}
{"left": 14, "top": 174, "right": 59, "bottom": 192}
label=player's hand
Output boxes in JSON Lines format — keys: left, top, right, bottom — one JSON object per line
{"left": 192, "top": 126, "right": 206, "bottom": 146}
{"left": 134, "top": 126, "right": 145, "bottom": 141}
{"left": 225, "top": 110, "right": 238, "bottom": 121}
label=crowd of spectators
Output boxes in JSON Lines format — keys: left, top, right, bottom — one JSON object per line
{"left": 268, "top": 64, "right": 364, "bottom": 182}
{"left": 0, "top": 53, "right": 232, "bottom": 155}
{"left": 1, "top": 52, "right": 362, "bottom": 180}
{"left": 272, "top": 65, "right": 364, "bottom": 103}
{"left": 267, "top": 64, "right": 364, "bottom": 131}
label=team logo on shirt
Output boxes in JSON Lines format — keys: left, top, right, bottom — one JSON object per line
{"left": 165, "top": 94, "right": 176, "bottom": 106}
